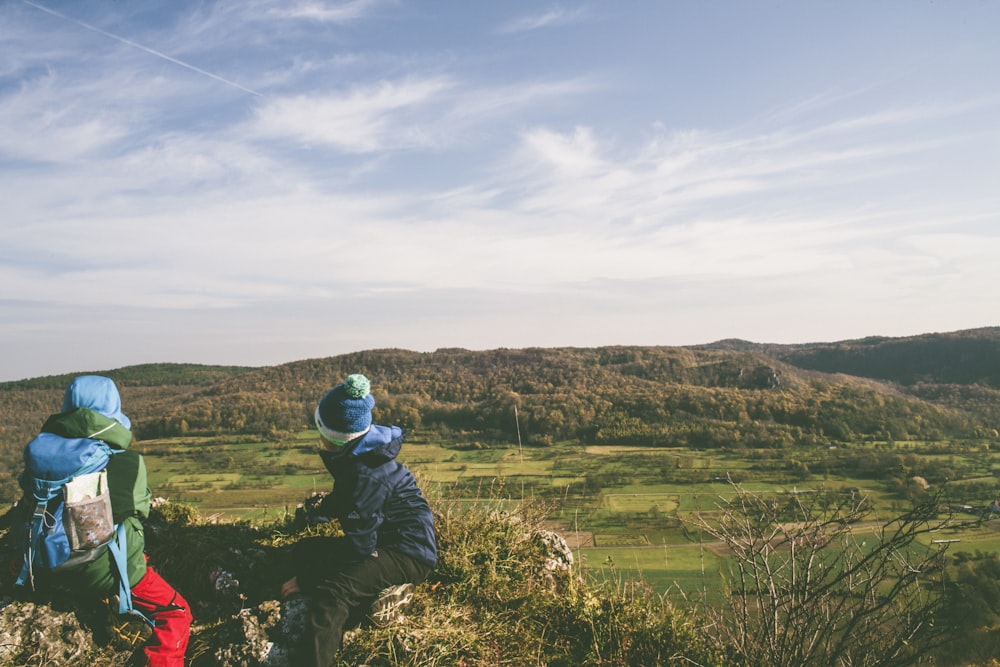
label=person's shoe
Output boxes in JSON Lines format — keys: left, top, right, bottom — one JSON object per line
{"left": 369, "top": 583, "right": 414, "bottom": 627}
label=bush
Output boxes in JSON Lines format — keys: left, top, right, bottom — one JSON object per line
{"left": 690, "top": 484, "right": 962, "bottom": 667}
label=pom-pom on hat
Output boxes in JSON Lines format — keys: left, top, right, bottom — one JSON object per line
{"left": 315, "top": 374, "right": 375, "bottom": 445}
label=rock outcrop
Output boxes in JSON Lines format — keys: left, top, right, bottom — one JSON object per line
{"left": 0, "top": 497, "right": 578, "bottom": 666}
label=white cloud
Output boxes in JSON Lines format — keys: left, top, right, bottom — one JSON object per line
{"left": 0, "top": 73, "right": 128, "bottom": 162}
{"left": 498, "top": 6, "right": 591, "bottom": 34}
{"left": 5, "top": 82, "right": 996, "bottom": 321}
{"left": 249, "top": 76, "right": 454, "bottom": 152}
{"left": 266, "top": 0, "right": 382, "bottom": 23}
{"left": 500, "top": 107, "right": 982, "bottom": 235}
{"left": 439, "top": 78, "right": 598, "bottom": 129}
{"left": 18, "top": 0, "right": 263, "bottom": 96}
{"left": 520, "top": 126, "right": 603, "bottom": 173}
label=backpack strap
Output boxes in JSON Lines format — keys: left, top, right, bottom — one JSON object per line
{"left": 107, "top": 522, "right": 154, "bottom": 626}
{"left": 15, "top": 500, "right": 53, "bottom": 589}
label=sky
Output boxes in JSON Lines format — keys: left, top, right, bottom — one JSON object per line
{"left": 2, "top": 1, "right": 999, "bottom": 382}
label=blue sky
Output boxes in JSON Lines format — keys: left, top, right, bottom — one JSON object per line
{"left": 2, "top": 1, "right": 998, "bottom": 381}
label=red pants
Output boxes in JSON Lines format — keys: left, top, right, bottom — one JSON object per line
{"left": 129, "top": 566, "right": 192, "bottom": 667}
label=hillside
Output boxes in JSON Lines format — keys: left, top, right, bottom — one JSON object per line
{"left": 1, "top": 332, "right": 996, "bottom": 502}
{"left": 701, "top": 327, "right": 1000, "bottom": 427}
{"left": 766, "top": 327, "right": 1000, "bottom": 387}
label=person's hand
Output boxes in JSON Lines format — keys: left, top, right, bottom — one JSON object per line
{"left": 281, "top": 576, "right": 301, "bottom": 599}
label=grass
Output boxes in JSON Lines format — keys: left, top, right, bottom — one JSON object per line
{"left": 133, "top": 431, "right": 1000, "bottom": 602}
{"left": 602, "top": 493, "right": 679, "bottom": 513}
{"left": 10, "top": 429, "right": 1000, "bottom": 666}
{"left": 580, "top": 543, "right": 723, "bottom": 604}
{"left": 3, "top": 487, "right": 726, "bottom": 667}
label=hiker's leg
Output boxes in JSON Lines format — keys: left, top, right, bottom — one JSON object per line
{"left": 291, "top": 536, "right": 354, "bottom": 589}
{"left": 298, "top": 593, "right": 352, "bottom": 667}
{"left": 130, "top": 565, "right": 192, "bottom": 667}
{"left": 294, "top": 549, "right": 427, "bottom": 667}
{"left": 369, "top": 550, "right": 433, "bottom": 627}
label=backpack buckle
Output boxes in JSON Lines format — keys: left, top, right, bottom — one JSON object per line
{"left": 32, "top": 501, "right": 56, "bottom": 529}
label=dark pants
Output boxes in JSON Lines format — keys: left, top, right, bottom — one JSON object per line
{"left": 291, "top": 537, "right": 432, "bottom": 667}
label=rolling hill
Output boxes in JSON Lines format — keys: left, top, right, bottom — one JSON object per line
{"left": 1, "top": 328, "right": 997, "bottom": 503}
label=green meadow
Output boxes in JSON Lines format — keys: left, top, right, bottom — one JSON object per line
{"left": 135, "top": 432, "right": 1000, "bottom": 599}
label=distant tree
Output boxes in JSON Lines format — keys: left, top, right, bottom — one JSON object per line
{"left": 934, "top": 552, "right": 1000, "bottom": 664}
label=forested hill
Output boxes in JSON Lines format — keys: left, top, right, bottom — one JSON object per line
{"left": 701, "top": 327, "right": 1000, "bottom": 388}
{"left": 1, "top": 329, "right": 996, "bottom": 462}
{"left": 0, "top": 363, "right": 259, "bottom": 391}
{"left": 699, "top": 327, "right": 1000, "bottom": 435}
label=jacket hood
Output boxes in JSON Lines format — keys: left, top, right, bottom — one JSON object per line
{"left": 350, "top": 424, "right": 404, "bottom": 459}
{"left": 62, "top": 375, "right": 131, "bottom": 430}
{"left": 322, "top": 425, "right": 405, "bottom": 468}
{"left": 41, "top": 408, "right": 134, "bottom": 450}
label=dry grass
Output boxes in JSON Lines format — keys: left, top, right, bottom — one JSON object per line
{"left": 1, "top": 491, "right": 720, "bottom": 667}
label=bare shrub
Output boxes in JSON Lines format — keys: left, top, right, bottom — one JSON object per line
{"left": 690, "top": 484, "right": 963, "bottom": 667}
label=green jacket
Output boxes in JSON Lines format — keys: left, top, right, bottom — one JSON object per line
{"left": 37, "top": 408, "right": 151, "bottom": 591}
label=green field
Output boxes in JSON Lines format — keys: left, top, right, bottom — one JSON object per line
{"left": 134, "top": 432, "right": 1000, "bottom": 596}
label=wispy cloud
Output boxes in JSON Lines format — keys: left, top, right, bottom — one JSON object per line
{"left": 498, "top": 100, "right": 987, "bottom": 235}
{"left": 249, "top": 76, "right": 454, "bottom": 152}
{"left": 0, "top": 74, "right": 127, "bottom": 162}
{"left": 266, "top": 0, "right": 382, "bottom": 23}
{"left": 19, "top": 0, "right": 262, "bottom": 96}
{"left": 498, "top": 6, "right": 591, "bottom": 34}
{"left": 6, "top": 88, "right": 992, "bottom": 310}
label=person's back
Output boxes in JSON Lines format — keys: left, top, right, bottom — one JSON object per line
{"left": 26, "top": 398, "right": 149, "bottom": 594}
{"left": 314, "top": 421, "right": 437, "bottom": 570}
{"left": 15, "top": 375, "right": 192, "bottom": 667}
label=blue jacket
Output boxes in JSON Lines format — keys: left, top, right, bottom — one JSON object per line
{"left": 317, "top": 425, "right": 437, "bottom": 569}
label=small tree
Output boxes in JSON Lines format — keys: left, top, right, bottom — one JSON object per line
{"left": 692, "top": 484, "right": 962, "bottom": 667}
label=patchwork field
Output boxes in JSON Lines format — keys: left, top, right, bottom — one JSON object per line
{"left": 134, "top": 432, "right": 1000, "bottom": 599}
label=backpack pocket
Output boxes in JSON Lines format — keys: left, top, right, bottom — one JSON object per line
{"left": 63, "top": 470, "right": 114, "bottom": 552}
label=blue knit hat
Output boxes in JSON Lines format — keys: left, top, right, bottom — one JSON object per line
{"left": 62, "top": 375, "right": 132, "bottom": 431}
{"left": 315, "top": 374, "right": 375, "bottom": 445}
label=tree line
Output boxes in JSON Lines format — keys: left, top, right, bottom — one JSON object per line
{"left": 0, "top": 345, "right": 992, "bottom": 487}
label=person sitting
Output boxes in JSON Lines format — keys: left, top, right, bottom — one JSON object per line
{"left": 282, "top": 374, "right": 437, "bottom": 667}
{"left": 13, "top": 375, "right": 192, "bottom": 667}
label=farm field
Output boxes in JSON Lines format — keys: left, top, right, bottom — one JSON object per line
{"left": 135, "top": 431, "right": 1000, "bottom": 598}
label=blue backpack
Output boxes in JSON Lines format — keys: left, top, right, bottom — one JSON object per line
{"left": 15, "top": 430, "right": 150, "bottom": 623}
